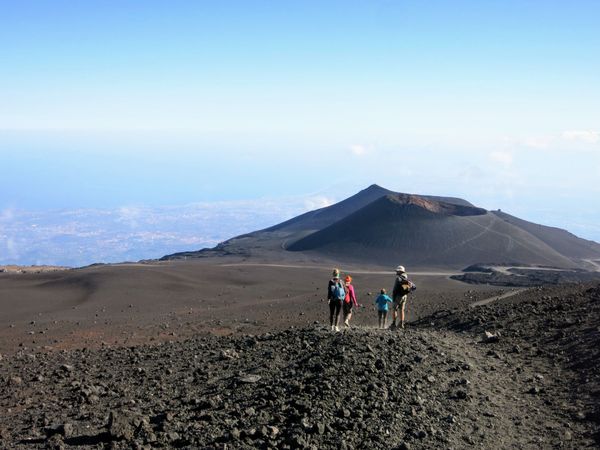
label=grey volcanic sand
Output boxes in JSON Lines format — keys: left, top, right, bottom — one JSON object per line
{"left": 0, "top": 259, "right": 504, "bottom": 355}
{"left": 0, "top": 280, "right": 598, "bottom": 449}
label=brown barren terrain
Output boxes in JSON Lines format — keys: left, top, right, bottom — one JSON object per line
{"left": 0, "top": 258, "right": 503, "bottom": 355}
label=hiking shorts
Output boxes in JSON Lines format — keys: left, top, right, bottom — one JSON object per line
{"left": 393, "top": 295, "right": 407, "bottom": 311}
{"left": 342, "top": 302, "right": 353, "bottom": 316}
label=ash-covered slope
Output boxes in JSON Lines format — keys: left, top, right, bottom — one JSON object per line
{"left": 1, "top": 284, "right": 598, "bottom": 449}
{"left": 161, "top": 185, "right": 599, "bottom": 270}
{"left": 267, "top": 184, "right": 395, "bottom": 232}
{"left": 160, "top": 185, "right": 476, "bottom": 261}
{"left": 491, "top": 210, "right": 600, "bottom": 260}
{"left": 288, "top": 194, "right": 579, "bottom": 269}
{"left": 268, "top": 184, "right": 474, "bottom": 233}
{"left": 414, "top": 282, "right": 600, "bottom": 446}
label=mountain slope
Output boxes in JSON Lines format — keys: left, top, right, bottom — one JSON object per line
{"left": 161, "top": 185, "right": 475, "bottom": 261}
{"left": 288, "top": 194, "right": 579, "bottom": 269}
{"left": 492, "top": 210, "right": 600, "bottom": 260}
{"left": 161, "top": 185, "right": 599, "bottom": 270}
{"left": 267, "top": 184, "right": 474, "bottom": 232}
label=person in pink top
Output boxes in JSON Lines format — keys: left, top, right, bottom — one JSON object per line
{"left": 342, "top": 275, "right": 359, "bottom": 328}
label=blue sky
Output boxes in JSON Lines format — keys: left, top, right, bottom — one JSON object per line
{"left": 1, "top": 0, "right": 600, "bottom": 262}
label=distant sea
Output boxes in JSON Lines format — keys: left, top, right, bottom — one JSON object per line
{"left": 0, "top": 199, "right": 318, "bottom": 267}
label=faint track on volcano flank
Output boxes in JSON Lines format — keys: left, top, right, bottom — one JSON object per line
{"left": 469, "top": 288, "right": 525, "bottom": 307}
{"left": 219, "top": 262, "right": 460, "bottom": 276}
{"left": 583, "top": 258, "right": 600, "bottom": 272}
{"left": 437, "top": 214, "right": 500, "bottom": 256}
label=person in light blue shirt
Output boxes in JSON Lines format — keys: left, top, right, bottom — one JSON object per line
{"left": 374, "top": 289, "right": 393, "bottom": 329}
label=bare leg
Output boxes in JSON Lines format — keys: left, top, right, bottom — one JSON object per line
{"left": 401, "top": 301, "right": 406, "bottom": 328}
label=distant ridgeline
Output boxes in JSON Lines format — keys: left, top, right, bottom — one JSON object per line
{"left": 161, "top": 184, "right": 600, "bottom": 271}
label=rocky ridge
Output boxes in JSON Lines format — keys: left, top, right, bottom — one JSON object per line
{"left": 1, "top": 284, "right": 599, "bottom": 449}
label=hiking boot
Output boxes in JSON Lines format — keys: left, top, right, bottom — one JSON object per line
{"left": 401, "top": 322, "right": 405, "bottom": 329}
{"left": 335, "top": 326, "right": 340, "bottom": 332}
{"left": 389, "top": 322, "right": 397, "bottom": 331}
{"left": 331, "top": 325, "right": 335, "bottom": 331}
{"left": 344, "top": 319, "right": 350, "bottom": 327}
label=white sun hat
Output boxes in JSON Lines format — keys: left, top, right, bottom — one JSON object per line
{"left": 395, "top": 265, "right": 406, "bottom": 273}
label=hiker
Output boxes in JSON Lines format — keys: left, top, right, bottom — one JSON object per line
{"left": 328, "top": 268, "right": 346, "bottom": 331}
{"left": 391, "top": 265, "right": 416, "bottom": 329}
{"left": 342, "top": 275, "right": 358, "bottom": 328}
{"left": 374, "top": 289, "right": 393, "bottom": 329}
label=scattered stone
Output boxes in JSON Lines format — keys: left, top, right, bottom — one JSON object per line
{"left": 482, "top": 331, "right": 500, "bottom": 343}
{"left": 167, "top": 431, "right": 180, "bottom": 441}
{"left": 266, "top": 425, "right": 280, "bottom": 438}
{"left": 528, "top": 386, "right": 541, "bottom": 395}
{"left": 454, "top": 390, "right": 468, "bottom": 400}
{"left": 60, "top": 364, "right": 74, "bottom": 372}
{"left": 46, "top": 433, "right": 65, "bottom": 450}
{"left": 62, "top": 423, "right": 74, "bottom": 439}
{"left": 314, "top": 423, "right": 326, "bottom": 435}
{"left": 564, "top": 430, "right": 572, "bottom": 441}
{"left": 0, "top": 283, "right": 599, "bottom": 450}
{"left": 238, "top": 374, "right": 261, "bottom": 384}
{"left": 108, "top": 411, "right": 135, "bottom": 440}
{"left": 220, "top": 349, "right": 239, "bottom": 359}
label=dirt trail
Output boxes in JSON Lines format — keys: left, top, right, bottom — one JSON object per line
{"left": 470, "top": 288, "right": 526, "bottom": 307}
{"left": 584, "top": 258, "right": 600, "bottom": 272}
{"left": 2, "top": 283, "right": 599, "bottom": 449}
{"left": 0, "top": 324, "right": 591, "bottom": 449}
{"left": 220, "top": 262, "right": 460, "bottom": 276}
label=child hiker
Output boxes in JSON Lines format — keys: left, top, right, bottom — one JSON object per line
{"left": 374, "top": 289, "right": 393, "bottom": 329}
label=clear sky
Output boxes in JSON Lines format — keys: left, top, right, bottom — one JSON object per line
{"left": 1, "top": 1, "right": 600, "bottom": 247}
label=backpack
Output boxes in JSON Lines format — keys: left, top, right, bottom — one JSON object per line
{"left": 398, "top": 277, "right": 412, "bottom": 295}
{"left": 330, "top": 281, "right": 345, "bottom": 300}
{"left": 401, "top": 280, "right": 411, "bottom": 294}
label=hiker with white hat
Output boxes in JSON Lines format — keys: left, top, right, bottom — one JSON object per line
{"left": 391, "top": 265, "right": 416, "bottom": 329}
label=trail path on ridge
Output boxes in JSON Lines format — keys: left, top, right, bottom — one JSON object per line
{"left": 470, "top": 288, "right": 526, "bottom": 307}
{"left": 220, "top": 262, "right": 460, "bottom": 277}
{"left": 0, "top": 325, "right": 590, "bottom": 449}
